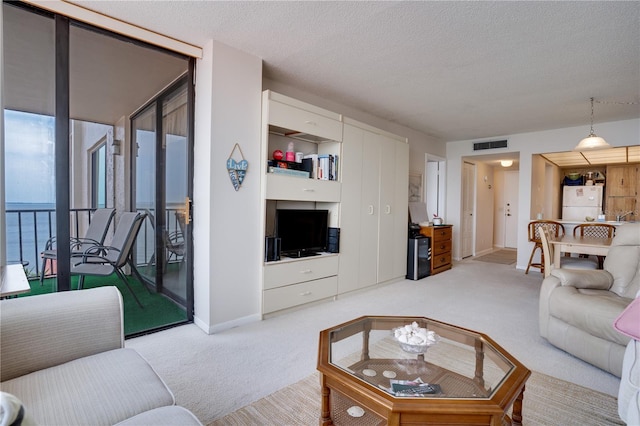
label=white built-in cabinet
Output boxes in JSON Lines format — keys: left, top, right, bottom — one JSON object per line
{"left": 260, "top": 91, "right": 409, "bottom": 316}
{"left": 338, "top": 119, "right": 409, "bottom": 295}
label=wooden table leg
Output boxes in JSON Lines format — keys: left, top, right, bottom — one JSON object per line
{"left": 512, "top": 385, "right": 525, "bottom": 426}
{"left": 319, "top": 374, "right": 333, "bottom": 426}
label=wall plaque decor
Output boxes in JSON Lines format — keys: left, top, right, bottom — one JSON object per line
{"left": 227, "top": 143, "right": 248, "bottom": 191}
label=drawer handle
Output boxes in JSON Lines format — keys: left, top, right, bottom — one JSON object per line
{"left": 299, "top": 291, "right": 312, "bottom": 296}
{"left": 304, "top": 120, "right": 317, "bottom": 126}
{"left": 440, "top": 245, "right": 446, "bottom": 249}
{"left": 299, "top": 269, "right": 313, "bottom": 274}
{"left": 302, "top": 188, "right": 315, "bottom": 192}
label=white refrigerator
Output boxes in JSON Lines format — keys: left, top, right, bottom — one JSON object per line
{"left": 562, "top": 186, "right": 604, "bottom": 221}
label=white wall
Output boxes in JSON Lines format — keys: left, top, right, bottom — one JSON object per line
{"left": 193, "top": 40, "right": 263, "bottom": 333}
{"left": 446, "top": 118, "right": 640, "bottom": 270}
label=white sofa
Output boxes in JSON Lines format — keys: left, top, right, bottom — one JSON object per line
{"left": 539, "top": 223, "right": 640, "bottom": 377}
{"left": 0, "top": 287, "right": 202, "bottom": 426}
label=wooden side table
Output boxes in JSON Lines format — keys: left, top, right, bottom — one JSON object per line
{"left": 420, "top": 225, "right": 452, "bottom": 275}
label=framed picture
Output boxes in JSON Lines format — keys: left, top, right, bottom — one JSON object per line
{"left": 409, "top": 172, "right": 423, "bottom": 202}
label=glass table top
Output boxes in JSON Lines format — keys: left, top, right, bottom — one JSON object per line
{"left": 326, "top": 316, "right": 515, "bottom": 399}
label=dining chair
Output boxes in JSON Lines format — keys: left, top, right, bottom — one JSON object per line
{"left": 40, "top": 208, "right": 116, "bottom": 284}
{"left": 539, "top": 225, "right": 598, "bottom": 278}
{"left": 71, "top": 212, "right": 147, "bottom": 308}
{"left": 573, "top": 223, "right": 616, "bottom": 268}
{"left": 525, "top": 220, "right": 565, "bottom": 275}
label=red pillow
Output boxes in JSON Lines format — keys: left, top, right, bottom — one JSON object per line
{"left": 614, "top": 298, "right": 640, "bottom": 340}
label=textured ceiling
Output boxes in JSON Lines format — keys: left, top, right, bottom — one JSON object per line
{"left": 70, "top": 1, "right": 640, "bottom": 142}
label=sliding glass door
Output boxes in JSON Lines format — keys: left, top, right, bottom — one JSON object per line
{"left": 133, "top": 76, "right": 193, "bottom": 312}
{"left": 3, "top": 2, "right": 194, "bottom": 335}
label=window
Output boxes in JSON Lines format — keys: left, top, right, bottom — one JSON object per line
{"left": 90, "top": 141, "right": 107, "bottom": 208}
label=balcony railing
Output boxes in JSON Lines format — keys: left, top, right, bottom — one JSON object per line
{"left": 6, "top": 207, "right": 183, "bottom": 279}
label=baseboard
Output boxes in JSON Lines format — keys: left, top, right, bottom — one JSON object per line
{"left": 194, "top": 313, "right": 262, "bottom": 334}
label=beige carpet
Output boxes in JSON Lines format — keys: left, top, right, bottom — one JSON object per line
{"left": 209, "top": 370, "right": 622, "bottom": 426}
{"left": 473, "top": 249, "right": 517, "bottom": 265}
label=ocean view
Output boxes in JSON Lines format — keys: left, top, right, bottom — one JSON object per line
{"left": 6, "top": 202, "right": 57, "bottom": 275}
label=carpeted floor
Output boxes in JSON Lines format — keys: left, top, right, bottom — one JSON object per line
{"left": 209, "top": 369, "right": 622, "bottom": 426}
{"left": 210, "top": 336, "right": 623, "bottom": 425}
{"left": 127, "top": 259, "right": 622, "bottom": 424}
{"left": 473, "top": 249, "right": 517, "bottom": 265}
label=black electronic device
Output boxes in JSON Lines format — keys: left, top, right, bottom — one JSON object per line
{"left": 327, "top": 227, "right": 340, "bottom": 253}
{"left": 264, "top": 236, "right": 281, "bottom": 262}
{"left": 407, "top": 236, "right": 431, "bottom": 280}
{"left": 275, "top": 209, "right": 329, "bottom": 258}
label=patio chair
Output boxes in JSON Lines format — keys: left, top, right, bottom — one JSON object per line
{"left": 143, "top": 209, "right": 186, "bottom": 272}
{"left": 40, "top": 208, "right": 116, "bottom": 284}
{"left": 71, "top": 212, "right": 147, "bottom": 308}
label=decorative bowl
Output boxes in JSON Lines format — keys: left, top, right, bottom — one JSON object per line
{"left": 392, "top": 323, "right": 440, "bottom": 354}
{"left": 567, "top": 173, "right": 581, "bottom": 180}
{"left": 396, "top": 339, "right": 439, "bottom": 354}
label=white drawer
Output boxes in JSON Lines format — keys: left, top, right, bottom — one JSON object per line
{"left": 269, "top": 100, "right": 343, "bottom": 142}
{"left": 265, "top": 174, "right": 341, "bottom": 202}
{"left": 264, "top": 255, "right": 339, "bottom": 290}
{"left": 263, "top": 276, "right": 338, "bottom": 314}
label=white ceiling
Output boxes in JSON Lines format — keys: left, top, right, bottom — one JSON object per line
{"left": 70, "top": 1, "right": 640, "bottom": 142}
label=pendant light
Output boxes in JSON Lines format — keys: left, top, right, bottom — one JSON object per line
{"left": 574, "top": 97, "right": 611, "bottom": 151}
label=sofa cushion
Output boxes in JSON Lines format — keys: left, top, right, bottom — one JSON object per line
{"left": 0, "top": 349, "right": 174, "bottom": 426}
{"left": 115, "top": 406, "right": 202, "bottom": 426}
{"left": 549, "top": 286, "right": 632, "bottom": 346}
{"left": 604, "top": 245, "right": 640, "bottom": 299}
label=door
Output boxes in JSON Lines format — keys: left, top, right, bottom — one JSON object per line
{"left": 504, "top": 171, "right": 519, "bottom": 248}
{"left": 132, "top": 75, "right": 193, "bottom": 324}
{"left": 461, "top": 162, "right": 475, "bottom": 258}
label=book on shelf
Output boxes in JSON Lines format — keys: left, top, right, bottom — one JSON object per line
{"left": 317, "top": 154, "right": 338, "bottom": 181}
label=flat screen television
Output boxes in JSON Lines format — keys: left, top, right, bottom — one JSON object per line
{"left": 275, "top": 209, "right": 328, "bottom": 258}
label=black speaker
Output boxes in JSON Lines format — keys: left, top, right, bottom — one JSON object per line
{"left": 327, "top": 227, "right": 340, "bottom": 253}
{"left": 265, "top": 236, "right": 281, "bottom": 261}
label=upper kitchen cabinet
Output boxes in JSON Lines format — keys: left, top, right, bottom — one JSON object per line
{"left": 605, "top": 165, "right": 638, "bottom": 221}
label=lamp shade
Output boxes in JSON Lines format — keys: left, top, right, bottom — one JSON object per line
{"left": 574, "top": 134, "right": 611, "bottom": 151}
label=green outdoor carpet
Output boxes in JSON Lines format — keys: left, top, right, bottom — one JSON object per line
{"left": 25, "top": 275, "right": 187, "bottom": 336}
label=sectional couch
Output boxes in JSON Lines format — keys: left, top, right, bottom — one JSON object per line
{"left": 0, "top": 286, "right": 202, "bottom": 425}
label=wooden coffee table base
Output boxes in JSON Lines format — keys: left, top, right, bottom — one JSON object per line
{"left": 317, "top": 316, "right": 530, "bottom": 426}
{"left": 320, "top": 374, "right": 526, "bottom": 426}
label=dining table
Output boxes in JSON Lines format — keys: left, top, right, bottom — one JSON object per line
{"left": 550, "top": 235, "right": 613, "bottom": 268}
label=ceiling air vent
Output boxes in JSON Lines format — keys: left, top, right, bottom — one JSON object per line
{"left": 473, "top": 140, "right": 508, "bottom": 151}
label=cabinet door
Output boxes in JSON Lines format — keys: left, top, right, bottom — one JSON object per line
{"left": 377, "top": 135, "right": 397, "bottom": 283}
{"left": 378, "top": 137, "right": 409, "bottom": 282}
{"left": 607, "top": 165, "right": 637, "bottom": 197}
{"left": 358, "top": 129, "right": 381, "bottom": 289}
{"left": 338, "top": 124, "right": 365, "bottom": 294}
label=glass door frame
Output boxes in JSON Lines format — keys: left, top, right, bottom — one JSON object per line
{"left": 130, "top": 68, "right": 195, "bottom": 322}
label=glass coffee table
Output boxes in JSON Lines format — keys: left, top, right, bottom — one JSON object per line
{"left": 317, "top": 316, "right": 530, "bottom": 426}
